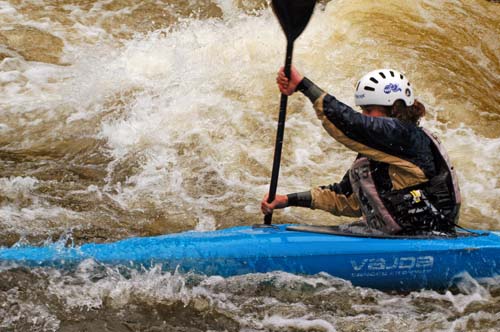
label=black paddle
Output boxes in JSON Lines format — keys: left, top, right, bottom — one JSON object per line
{"left": 263, "top": 0, "right": 316, "bottom": 225}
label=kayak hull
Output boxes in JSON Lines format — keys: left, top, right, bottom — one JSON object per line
{"left": 1, "top": 225, "right": 499, "bottom": 291}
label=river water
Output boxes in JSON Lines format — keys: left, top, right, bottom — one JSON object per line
{"left": 0, "top": 0, "right": 499, "bottom": 331}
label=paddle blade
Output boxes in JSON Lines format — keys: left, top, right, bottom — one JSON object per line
{"left": 271, "top": 0, "right": 316, "bottom": 42}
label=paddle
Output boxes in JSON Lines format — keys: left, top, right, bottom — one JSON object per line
{"left": 263, "top": 0, "right": 316, "bottom": 225}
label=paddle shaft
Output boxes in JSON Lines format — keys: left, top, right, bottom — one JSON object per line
{"left": 264, "top": 42, "right": 294, "bottom": 225}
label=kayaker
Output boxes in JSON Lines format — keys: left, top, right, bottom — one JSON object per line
{"left": 261, "top": 67, "right": 461, "bottom": 234}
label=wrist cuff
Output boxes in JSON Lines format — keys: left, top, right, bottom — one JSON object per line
{"left": 296, "top": 77, "right": 324, "bottom": 103}
{"left": 287, "top": 191, "right": 313, "bottom": 208}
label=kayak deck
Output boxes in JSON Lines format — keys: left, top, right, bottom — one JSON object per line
{"left": 1, "top": 224, "right": 499, "bottom": 291}
{"left": 286, "top": 224, "right": 485, "bottom": 239}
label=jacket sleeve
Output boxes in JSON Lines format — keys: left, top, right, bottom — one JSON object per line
{"left": 310, "top": 171, "right": 362, "bottom": 217}
{"left": 316, "top": 94, "right": 412, "bottom": 157}
{"left": 310, "top": 187, "right": 361, "bottom": 217}
{"left": 298, "top": 77, "right": 429, "bottom": 189}
{"left": 288, "top": 171, "right": 362, "bottom": 217}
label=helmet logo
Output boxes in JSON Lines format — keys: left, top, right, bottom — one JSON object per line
{"left": 384, "top": 83, "right": 402, "bottom": 94}
{"left": 355, "top": 93, "right": 365, "bottom": 99}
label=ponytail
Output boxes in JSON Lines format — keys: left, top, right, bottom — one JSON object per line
{"left": 386, "top": 99, "right": 426, "bottom": 125}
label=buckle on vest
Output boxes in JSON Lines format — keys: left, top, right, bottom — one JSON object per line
{"left": 410, "top": 190, "right": 422, "bottom": 203}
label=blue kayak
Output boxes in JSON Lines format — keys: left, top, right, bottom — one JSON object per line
{"left": 1, "top": 224, "right": 499, "bottom": 291}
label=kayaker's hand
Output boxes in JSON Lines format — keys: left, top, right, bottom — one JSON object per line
{"left": 276, "top": 66, "right": 304, "bottom": 96}
{"left": 261, "top": 194, "right": 289, "bottom": 215}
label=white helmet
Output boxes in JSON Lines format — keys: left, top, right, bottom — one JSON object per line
{"left": 354, "top": 69, "right": 414, "bottom": 107}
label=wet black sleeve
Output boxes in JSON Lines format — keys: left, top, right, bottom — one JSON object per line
{"left": 321, "top": 94, "right": 413, "bottom": 156}
{"left": 297, "top": 78, "right": 413, "bottom": 156}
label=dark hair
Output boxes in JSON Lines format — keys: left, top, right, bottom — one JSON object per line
{"left": 385, "top": 99, "right": 426, "bottom": 125}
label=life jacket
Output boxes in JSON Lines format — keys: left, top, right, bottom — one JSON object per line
{"left": 421, "top": 128, "right": 461, "bottom": 225}
{"left": 348, "top": 130, "right": 461, "bottom": 234}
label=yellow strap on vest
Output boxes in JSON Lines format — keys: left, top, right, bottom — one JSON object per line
{"left": 410, "top": 190, "right": 422, "bottom": 203}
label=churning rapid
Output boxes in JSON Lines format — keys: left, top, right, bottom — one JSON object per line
{"left": 0, "top": 0, "right": 499, "bottom": 331}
